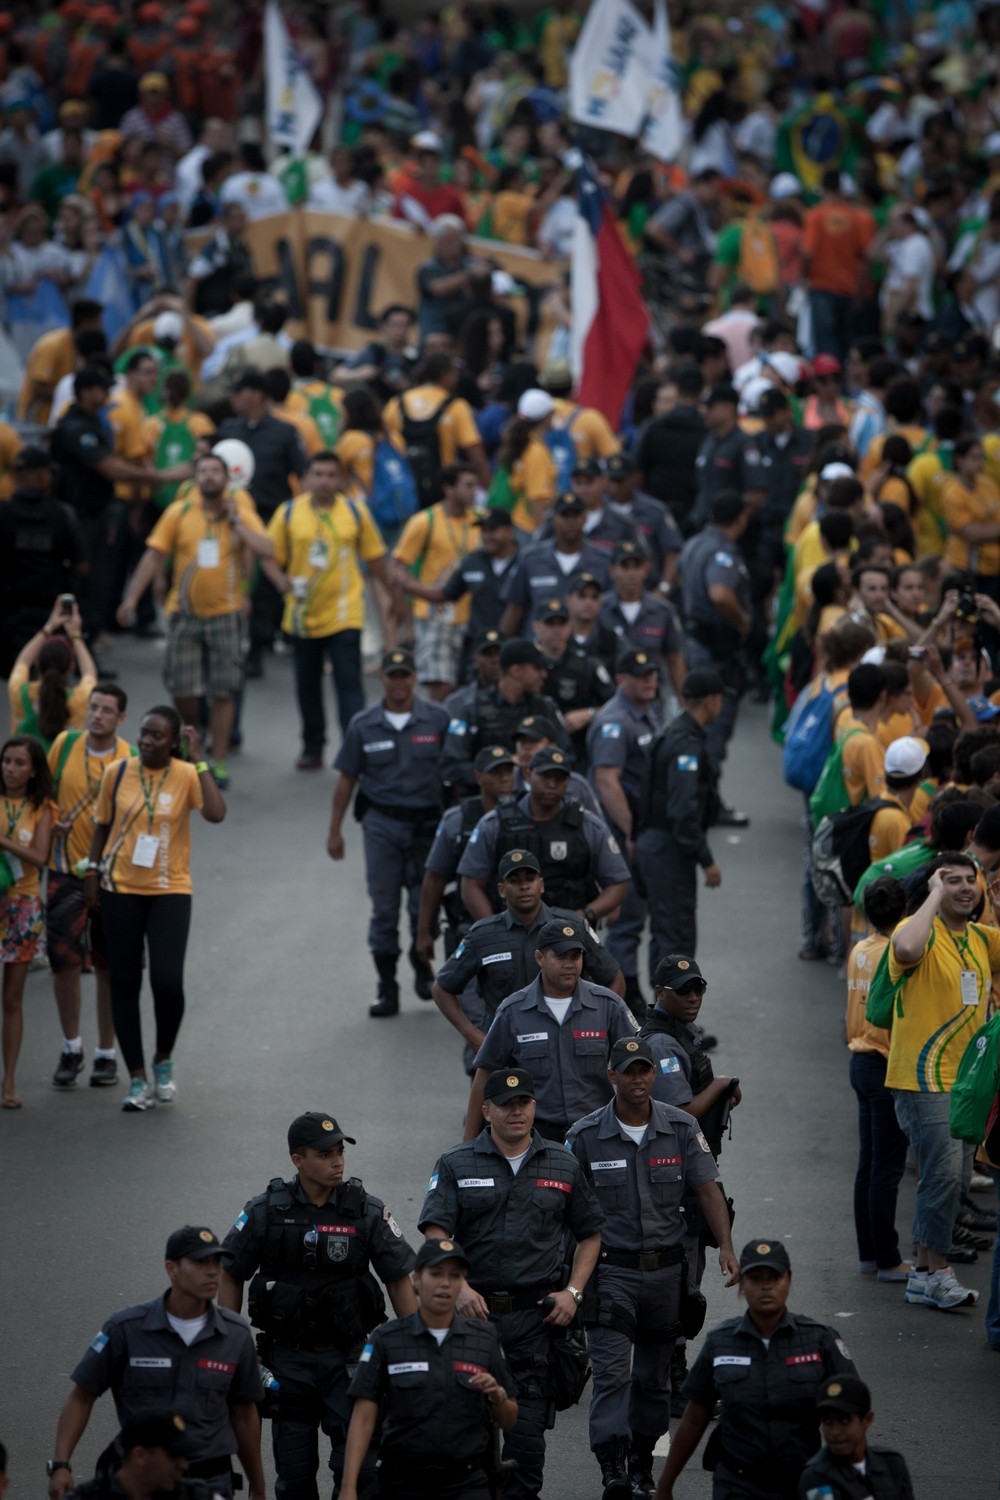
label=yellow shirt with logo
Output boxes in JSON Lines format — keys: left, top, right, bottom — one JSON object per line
{"left": 47, "top": 732, "right": 133, "bottom": 874}
{"left": 147, "top": 488, "right": 266, "bottom": 617}
{"left": 268, "top": 493, "right": 386, "bottom": 638}
{"left": 942, "top": 473, "right": 1000, "bottom": 577}
{"left": 393, "top": 503, "right": 478, "bottom": 623}
{"left": 1, "top": 795, "right": 51, "bottom": 897}
{"left": 846, "top": 931, "right": 892, "bottom": 1059}
{"left": 887, "top": 914, "right": 1000, "bottom": 1091}
{"left": 550, "top": 397, "right": 620, "bottom": 459}
{"left": 95, "top": 757, "right": 204, "bottom": 896}
{"left": 383, "top": 384, "right": 482, "bottom": 465}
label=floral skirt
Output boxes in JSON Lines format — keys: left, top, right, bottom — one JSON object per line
{"left": 0, "top": 893, "right": 45, "bottom": 964}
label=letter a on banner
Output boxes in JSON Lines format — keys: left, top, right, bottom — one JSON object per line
{"left": 569, "top": 0, "right": 652, "bottom": 139}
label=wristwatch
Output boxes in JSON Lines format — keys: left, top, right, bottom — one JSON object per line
{"left": 566, "top": 1285, "right": 583, "bottom": 1306}
{"left": 47, "top": 1461, "right": 72, "bottom": 1476}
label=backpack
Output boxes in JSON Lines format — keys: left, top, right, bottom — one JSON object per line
{"left": 487, "top": 465, "right": 516, "bottom": 513}
{"left": 950, "top": 1011, "right": 1000, "bottom": 1144}
{"left": 16, "top": 682, "right": 67, "bottom": 751}
{"left": 400, "top": 393, "right": 453, "bottom": 509}
{"left": 864, "top": 938, "right": 919, "bottom": 1030}
{"left": 737, "top": 214, "right": 781, "bottom": 297}
{"left": 153, "top": 415, "right": 198, "bottom": 511}
{"left": 853, "top": 837, "right": 930, "bottom": 912}
{"left": 811, "top": 798, "right": 896, "bottom": 908}
{"left": 368, "top": 440, "right": 418, "bottom": 531}
{"left": 808, "top": 727, "right": 864, "bottom": 826}
{"left": 299, "top": 383, "right": 342, "bottom": 447}
{"left": 782, "top": 677, "right": 844, "bottom": 794}
{"left": 52, "top": 730, "right": 82, "bottom": 793}
{"left": 544, "top": 409, "right": 582, "bottom": 492}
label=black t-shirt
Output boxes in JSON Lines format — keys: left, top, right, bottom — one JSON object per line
{"left": 49, "top": 405, "right": 116, "bottom": 517}
{"left": 0, "top": 489, "right": 85, "bottom": 611}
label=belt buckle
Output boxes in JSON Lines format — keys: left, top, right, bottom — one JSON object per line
{"left": 638, "top": 1251, "right": 660, "bottom": 1271}
{"left": 491, "top": 1292, "right": 513, "bottom": 1314}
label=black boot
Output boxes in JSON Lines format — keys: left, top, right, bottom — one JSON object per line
{"left": 669, "top": 1342, "right": 688, "bottom": 1419}
{"left": 370, "top": 954, "right": 400, "bottom": 1018}
{"left": 624, "top": 974, "right": 646, "bottom": 1022}
{"left": 408, "top": 943, "right": 434, "bottom": 1001}
{"left": 594, "top": 1439, "right": 631, "bottom": 1500}
{"left": 627, "top": 1434, "right": 657, "bottom": 1500}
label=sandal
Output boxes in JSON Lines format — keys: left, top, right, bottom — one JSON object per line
{"left": 2, "top": 1093, "right": 23, "bottom": 1109}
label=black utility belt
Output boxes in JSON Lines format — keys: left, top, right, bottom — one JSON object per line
{"left": 186, "top": 1460, "right": 237, "bottom": 1483}
{"left": 599, "top": 1245, "right": 685, "bottom": 1271}
{"left": 718, "top": 1449, "right": 800, "bottom": 1490}
{"left": 379, "top": 1456, "right": 486, "bottom": 1479}
{"left": 484, "top": 1286, "right": 551, "bottom": 1314}
{"left": 364, "top": 802, "right": 440, "bottom": 825}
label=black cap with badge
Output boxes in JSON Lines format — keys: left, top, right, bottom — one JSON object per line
{"left": 609, "top": 1036, "right": 654, "bottom": 1070}
{"left": 287, "top": 1112, "right": 357, "bottom": 1153}
{"left": 605, "top": 453, "right": 635, "bottom": 480}
{"left": 483, "top": 1068, "right": 536, "bottom": 1102}
{"left": 165, "top": 1226, "right": 223, "bottom": 1262}
{"left": 530, "top": 746, "right": 571, "bottom": 776}
{"left": 617, "top": 647, "right": 658, "bottom": 676}
{"left": 381, "top": 647, "right": 415, "bottom": 675}
{"left": 514, "top": 714, "right": 559, "bottom": 743}
{"left": 654, "top": 954, "right": 705, "bottom": 990}
{"left": 571, "top": 456, "right": 602, "bottom": 479}
{"left": 535, "top": 597, "right": 570, "bottom": 621}
{"left": 612, "top": 539, "right": 648, "bottom": 565}
{"left": 475, "top": 744, "right": 517, "bottom": 772}
{"left": 498, "top": 848, "right": 542, "bottom": 879}
{"left": 415, "top": 1237, "right": 471, "bottom": 1270}
{"left": 477, "top": 508, "right": 513, "bottom": 530}
{"left": 500, "top": 638, "right": 545, "bottom": 670}
{"left": 553, "top": 492, "right": 585, "bottom": 515}
{"left": 536, "top": 918, "right": 586, "bottom": 953}
{"left": 683, "top": 667, "right": 726, "bottom": 700}
{"left": 567, "top": 571, "right": 603, "bottom": 595}
{"left": 475, "top": 629, "right": 502, "bottom": 653}
{"left": 738, "top": 1238, "right": 792, "bottom": 1274}
{"left": 814, "top": 1374, "right": 872, "bottom": 1417}
{"left": 119, "top": 1410, "right": 200, "bottom": 1457}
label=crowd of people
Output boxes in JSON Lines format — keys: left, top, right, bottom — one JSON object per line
{"left": 5, "top": 0, "right": 1000, "bottom": 1497}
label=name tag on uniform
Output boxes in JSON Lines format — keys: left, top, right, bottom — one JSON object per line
{"left": 960, "top": 970, "right": 979, "bottom": 1006}
{"left": 785, "top": 1352, "right": 823, "bottom": 1366}
{"left": 198, "top": 1359, "right": 235, "bottom": 1373}
{"left": 198, "top": 538, "right": 220, "bottom": 569}
{"left": 130, "top": 1357, "right": 172, "bottom": 1368}
{"left": 517, "top": 1032, "right": 548, "bottom": 1043}
{"left": 457, "top": 1178, "right": 495, "bottom": 1188}
{"left": 363, "top": 740, "right": 395, "bottom": 753}
{"left": 592, "top": 1159, "right": 626, "bottom": 1170}
{"left": 132, "top": 835, "right": 160, "bottom": 868}
{"left": 649, "top": 1156, "right": 682, "bottom": 1166}
{"left": 388, "top": 1363, "right": 429, "bottom": 1375}
{"left": 308, "top": 541, "right": 329, "bottom": 569}
{"left": 482, "top": 952, "right": 512, "bottom": 965}
{"left": 713, "top": 1356, "right": 751, "bottom": 1367}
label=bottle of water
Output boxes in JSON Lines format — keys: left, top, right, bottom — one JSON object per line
{"left": 260, "top": 1366, "right": 281, "bottom": 1393}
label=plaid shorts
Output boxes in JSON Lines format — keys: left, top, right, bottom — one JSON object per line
{"left": 45, "top": 869, "right": 107, "bottom": 972}
{"left": 415, "top": 615, "right": 465, "bottom": 687}
{"left": 164, "top": 610, "right": 245, "bottom": 698}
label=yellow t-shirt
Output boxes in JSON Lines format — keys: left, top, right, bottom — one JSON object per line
{"left": 384, "top": 384, "right": 482, "bottom": 466}
{"left": 859, "top": 425, "right": 929, "bottom": 483}
{"left": 287, "top": 380, "right": 345, "bottom": 448}
{"left": 510, "top": 437, "right": 559, "bottom": 534}
{"left": 8, "top": 663, "right": 96, "bottom": 736}
{"left": 0, "top": 421, "right": 21, "bottom": 500}
{"left": 908, "top": 449, "right": 949, "bottom": 556}
{"left": 550, "top": 397, "right": 620, "bottom": 460}
{"left": 868, "top": 795, "right": 911, "bottom": 863}
{"left": 274, "top": 402, "right": 324, "bottom": 458}
{"left": 1, "top": 795, "right": 51, "bottom": 897}
{"left": 47, "top": 732, "right": 133, "bottom": 873}
{"left": 106, "top": 386, "right": 152, "bottom": 500}
{"left": 127, "top": 316, "right": 216, "bottom": 380}
{"left": 95, "top": 757, "right": 204, "bottom": 896}
{"left": 942, "top": 473, "right": 1000, "bottom": 576}
{"left": 393, "top": 503, "right": 478, "bottom": 624}
{"left": 147, "top": 489, "right": 266, "bottom": 617}
{"left": 847, "top": 931, "right": 892, "bottom": 1058}
{"left": 268, "top": 493, "right": 386, "bottom": 638}
{"left": 17, "top": 326, "right": 76, "bottom": 422}
{"left": 887, "top": 914, "right": 1000, "bottom": 1091}
{"left": 840, "top": 716, "right": 886, "bottom": 806}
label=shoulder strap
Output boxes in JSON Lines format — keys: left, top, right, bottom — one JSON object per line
{"left": 53, "top": 730, "right": 82, "bottom": 793}
{"left": 20, "top": 682, "right": 31, "bottom": 715}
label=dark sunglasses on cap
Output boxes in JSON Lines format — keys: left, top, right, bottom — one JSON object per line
{"left": 676, "top": 978, "right": 708, "bottom": 994}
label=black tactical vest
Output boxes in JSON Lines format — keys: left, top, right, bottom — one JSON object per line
{"left": 495, "top": 797, "right": 592, "bottom": 910}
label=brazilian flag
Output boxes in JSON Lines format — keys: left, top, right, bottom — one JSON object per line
{"left": 773, "top": 93, "right": 863, "bottom": 197}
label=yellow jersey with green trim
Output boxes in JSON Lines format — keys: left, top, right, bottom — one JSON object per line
{"left": 887, "top": 915, "right": 1000, "bottom": 1092}
{"left": 47, "top": 732, "right": 133, "bottom": 874}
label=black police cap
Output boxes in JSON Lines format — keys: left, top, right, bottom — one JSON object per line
{"left": 165, "top": 1226, "right": 222, "bottom": 1262}
{"left": 536, "top": 918, "right": 587, "bottom": 953}
{"left": 119, "top": 1410, "right": 200, "bottom": 1457}
{"left": 287, "top": 1112, "right": 356, "bottom": 1153}
{"left": 475, "top": 744, "right": 517, "bottom": 772}
{"left": 414, "top": 1237, "right": 470, "bottom": 1270}
{"left": 530, "top": 745, "right": 571, "bottom": 776}
{"left": 498, "top": 848, "right": 542, "bottom": 879}
{"left": 483, "top": 1068, "right": 536, "bottom": 1102}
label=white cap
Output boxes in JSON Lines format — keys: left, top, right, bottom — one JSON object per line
{"left": 153, "top": 311, "right": 184, "bottom": 342}
{"left": 761, "top": 350, "right": 802, "bottom": 385}
{"left": 860, "top": 645, "right": 886, "bottom": 666}
{"left": 491, "top": 270, "right": 517, "bottom": 296}
{"left": 885, "top": 735, "right": 930, "bottom": 778}
{"left": 411, "top": 130, "right": 443, "bottom": 152}
{"left": 769, "top": 172, "right": 802, "bottom": 199}
{"left": 517, "top": 389, "right": 555, "bottom": 422}
{"left": 821, "top": 461, "right": 855, "bottom": 481}
{"left": 983, "top": 131, "right": 1000, "bottom": 157}
{"left": 738, "top": 375, "right": 776, "bottom": 414}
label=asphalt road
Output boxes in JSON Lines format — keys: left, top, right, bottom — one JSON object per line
{"left": 2, "top": 636, "right": 997, "bottom": 1499}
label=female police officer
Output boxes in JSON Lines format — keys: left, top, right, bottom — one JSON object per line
{"left": 338, "top": 1238, "right": 516, "bottom": 1500}
{"left": 655, "top": 1240, "right": 858, "bottom": 1500}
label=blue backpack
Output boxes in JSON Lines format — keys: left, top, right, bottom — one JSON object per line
{"left": 544, "top": 409, "right": 582, "bottom": 492}
{"left": 368, "top": 439, "right": 418, "bottom": 531}
{"left": 782, "top": 677, "right": 844, "bottom": 794}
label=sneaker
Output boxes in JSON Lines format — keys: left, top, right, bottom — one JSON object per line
{"left": 903, "top": 1270, "right": 928, "bottom": 1304}
{"left": 876, "top": 1263, "right": 912, "bottom": 1283}
{"left": 970, "top": 1172, "right": 994, "bottom": 1193}
{"left": 858, "top": 1260, "right": 877, "bottom": 1274}
{"left": 959, "top": 1195, "right": 997, "bottom": 1231}
{"left": 52, "top": 1049, "right": 85, "bottom": 1089}
{"left": 211, "top": 761, "right": 230, "bottom": 790}
{"left": 948, "top": 1243, "right": 979, "bottom": 1264}
{"left": 122, "top": 1078, "right": 155, "bottom": 1112}
{"left": 952, "top": 1222, "right": 992, "bottom": 1252}
{"left": 295, "top": 754, "right": 324, "bottom": 771}
{"left": 89, "top": 1056, "right": 118, "bottom": 1088}
{"left": 153, "top": 1060, "right": 177, "bottom": 1103}
{"left": 923, "top": 1268, "right": 979, "bottom": 1310}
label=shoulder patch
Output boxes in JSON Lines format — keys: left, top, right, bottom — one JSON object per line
{"left": 713, "top": 551, "right": 734, "bottom": 567}
{"left": 383, "top": 1205, "right": 403, "bottom": 1238}
{"left": 659, "top": 1057, "right": 681, "bottom": 1074}
{"left": 453, "top": 940, "right": 466, "bottom": 960}
{"left": 607, "top": 834, "right": 621, "bottom": 854}
{"left": 426, "top": 1173, "right": 439, "bottom": 1193}
{"left": 601, "top": 722, "right": 622, "bottom": 739}
{"left": 448, "top": 719, "right": 468, "bottom": 735}
{"left": 233, "top": 1210, "right": 249, "bottom": 1233}
{"left": 695, "top": 1130, "right": 712, "bottom": 1153}
{"left": 359, "top": 1342, "right": 374, "bottom": 1363}
{"left": 677, "top": 755, "right": 698, "bottom": 771}
{"left": 90, "top": 1331, "right": 109, "bottom": 1353}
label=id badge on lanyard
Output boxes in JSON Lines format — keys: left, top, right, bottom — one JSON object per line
{"left": 132, "top": 834, "right": 160, "bottom": 868}
{"left": 960, "top": 970, "right": 980, "bottom": 1007}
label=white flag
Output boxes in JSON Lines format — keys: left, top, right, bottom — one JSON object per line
{"left": 265, "top": 1, "right": 323, "bottom": 156}
{"left": 641, "top": 0, "right": 686, "bottom": 163}
{"left": 569, "top": 0, "right": 652, "bottom": 140}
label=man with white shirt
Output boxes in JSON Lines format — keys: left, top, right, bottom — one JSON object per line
{"left": 308, "top": 146, "right": 372, "bottom": 218}
{"left": 175, "top": 117, "right": 232, "bottom": 216}
{"left": 220, "top": 143, "right": 289, "bottom": 221}
{"left": 877, "top": 207, "right": 936, "bottom": 331}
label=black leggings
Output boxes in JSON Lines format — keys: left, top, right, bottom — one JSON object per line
{"left": 100, "top": 892, "right": 192, "bottom": 1072}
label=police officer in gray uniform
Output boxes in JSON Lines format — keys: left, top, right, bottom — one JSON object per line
{"left": 459, "top": 747, "right": 630, "bottom": 924}
{"left": 465, "top": 917, "right": 638, "bottom": 1140}
{"left": 219, "top": 1112, "right": 417, "bottom": 1500}
{"left": 600, "top": 545, "right": 685, "bottom": 702}
{"left": 532, "top": 597, "right": 614, "bottom": 769}
{"left": 635, "top": 669, "right": 723, "bottom": 974}
{"left": 603, "top": 454, "right": 683, "bottom": 591}
{"left": 440, "top": 639, "right": 568, "bottom": 797}
{"left": 513, "top": 717, "right": 605, "bottom": 819}
{"left": 588, "top": 649, "right": 663, "bottom": 1014}
{"left": 444, "top": 632, "right": 503, "bottom": 725}
{"left": 420, "top": 1068, "right": 604, "bottom": 1500}
{"left": 499, "top": 493, "right": 611, "bottom": 636}
{"left": 433, "top": 848, "right": 624, "bottom": 1054}
{"left": 567, "top": 1037, "right": 738, "bottom": 1500}
{"left": 49, "top": 1228, "right": 265, "bottom": 1500}
{"left": 690, "top": 384, "right": 765, "bottom": 533}
{"left": 328, "top": 647, "right": 450, "bottom": 1016}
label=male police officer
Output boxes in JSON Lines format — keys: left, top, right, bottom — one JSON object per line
{"left": 588, "top": 649, "right": 662, "bottom": 1013}
{"left": 465, "top": 918, "right": 639, "bottom": 1140}
{"left": 603, "top": 454, "right": 683, "bottom": 591}
{"left": 499, "top": 493, "right": 610, "bottom": 635}
{"left": 568, "top": 1037, "right": 738, "bottom": 1500}
{"left": 328, "top": 647, "right": 450, "bottom": 1015}
{"left": 459, "top": 747, "right": 630, "bottom": 923}
{"left": 636, "top": 670, "right": 723, "bottom": 973}
{"left": 532, "top": 597, "right": 613, "bottom": 768}
{"left": 440, "top": 638, "right": 567, "bottom": 796}
{"left": 65, "top": 1410, "right": 199, "bottom": 1500}
{"left": 420, "top": 1068, "right": 604, "bottom": 1500}
{"left": 433, "top": 849, "right": 624, "bottom": 1053}
{"left": 49, "top": 1228, "right": 265, "bottom": 1500}
{"left": 600, "top": 546, "right": 685, "bottom": 701}
{"left": 219, "top": 1112, "right": 417, "bottom": 1500}
{"left": 513, "top": 717, "right": 604, "bottom": 818}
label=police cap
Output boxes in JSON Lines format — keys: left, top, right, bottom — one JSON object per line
{"left": 553, "top": 492, "right": 585, "bottom": 515}
{"left": 535, "top": 597, "right": 570, "bottom": 622}
{"left": 477, "top": 507, "right": 513, "bottom": 531}
{"left": 514, "top": 714, "right": 559, "bottom": 743}
{"left": 500, "top": 638, "right": 545, "bottom": 670}
{"left": 815, "top": 1373, "right": 872, "bottom": 1417}
{"left": 605, "top": 452, "right": 635, "bottom": 480}
{"left": 609, "top": 1036, "right": 654, "bottom": 1070}
{"left": 13, "top": 444, "right": 51, "bottom": 471}
{"left": 612, "top": 539, "right": 649, "bottom": 566}
{"left": 475, "top": 744, "right": 517, "bottom": 772}
{"left": 483, "top": 1068, "right": 536, "bottom": 1102}
{"left": 380, "top": 647, "right": 416, "bottom": 675}
{"left": 738, "top": 1238, "right": 792, "bottom": 1274}
{"left": 617, "top": 647, "right": 658, "bottom": 676}
{"left": 571, "top": 456, "right": 602, "bottom": 479}
{"left": 567, "top": 572, "right": 603, "bottom": 596}
{"left": 474, "top": 629, "right": 502, "bottom": 653}
{"left": 682, "top": 668, "right": 725, "bottom": 700}
{"left": 529, "top": 746, "right": 571, "bottom": 777}
{"left": 415, "top": 1237, "right": 470, "bottom": 1270}
{"left": 119, "top": 1410, "right": 200, "bottom": 1457}
{"left": 758, "top": 387, "right": 789, "bottom": 416}
{"left": 536, "top": 917, "right": 586, "bottom": 953}
{"left": 654, "top": 954, "right": 705, "bottom": 990}
{"left": 706, "top": 382, "right": 739, "bottom": 407}
{"left": 498, "top": 848, "right": 542, "bottom": 880}
{"left": 165, "top": 1226, "right": 223, "bottom": 1262}
{"left": 287, "top": 1112, "right": 357, "bottom": 1153}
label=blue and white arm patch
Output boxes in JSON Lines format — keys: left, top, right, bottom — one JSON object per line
{"left": 233, "top": 1210, "right": 249, "bottom": 1233}
{"left": 359, "top": 1343, "right": 374, "bottom": 1363}
{"left": 448, "top": 718, "right": 468, "bottom": 736}
{"left": 601, "top": 722, "right": 622, "bottom": 739}
{"left": 659, "top": 1057, "right": 681, "bottom": 1075}
{"left": 713, "top": 551, "right": 734, "bottom": 567}
{"left": 677, "top": 755, "right": 698, "bottom": 771}
{"left": 90, "top": 1331, "right": 109, "bottom": 1353}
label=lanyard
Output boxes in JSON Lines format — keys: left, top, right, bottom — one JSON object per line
{"left": 439, "top": 507, "right": 471, "bottom": 563}
{"left": 313, "top": 502, "right": 341, "bottom": 561}
{"left": 84, "top": 740, "right": 111, "bottom": 800}
{"left": 946, "top": 924, "right": 986, "bottom": 992}
{"left": 3, "top": 795, "right": 24, "bottom": 839}
{"left": 138, "top": 765, "right": 172, "bottom": 831}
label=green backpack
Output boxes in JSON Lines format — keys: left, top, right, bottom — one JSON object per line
{"left": 808, "top": 727, "right": 864, "bottom": 827}
{"left": 853, "top": 837, "right": 930, "bottom": 911}
{"left": 864, "top": 935, "right": 924, "bottom": 1029}
{"left": 16, "top": 682, "right": 70, "bottom": 752}
{"left": 299, "top": 384, "right": 342, "bottom": 447}
{"left": 153, "top": 416, "right": 198, "bottom": 510}
{"left": 487, "top": 466, "right": 516, "bottom": 513}
{"left": 950, "top": 1011, "right": 1000, "bottom": 1144}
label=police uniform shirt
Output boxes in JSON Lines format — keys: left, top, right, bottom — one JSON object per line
{"left": 798, "top": 1443, "right": 916, "bottom": 1500}
{"left": 600, "top": 594, "right": 684, "bottom": 668}
{"left": 678, "top": 524, "right": 752, "bottom": 633}
{"left": 441, "top": 687, "right": 569, "bottom": 791}
{"left": 0, "top": 490, "right": 85, "bottom": 609}
{"left": 436, "top": 901, "right": 620, "bottom": 1018}
{"left": 567, "top": 1098, "right": 719, "bottom": 1252}
{"left": 418, "top": 1129, "right": 604, "bottom": 1291}
{"left": 573, "top": 617, "right": 622, "bottom": 675}
{"left": 642, "top": 710, "right": 717, "bottom": 864}
{"left": 472, "top": 975, "right": 639, "bottom": 1126}
{"left": 586, "top": 690, "right": 661, "bottom": 803}
{"left": 221, "top": 1176, "right": 415, "bottom": 1294}
{"left": 458, "top": 793, "right": 630, "bottom": 890}
{"left": 607, "top": 493, "right": 683, "bottom": 582}
{"left": 50, "top": 404, "right": 116, "bottom": 515}
{"left": 334, "top": 697, "right": 451, "bottom": 811}
{"left": 70, "top": 1293, "right": 264, "bottom": 1462}
{"left": 682, "top": 1310, "right": 857, "bottom": 1473}
{"left": 537, "top": 506, "right": 636, "bottom": 559}
{"left": 440, "top": 543, "right": 518, "bottom": 639}
{"left": 426, "top": 803, "right": 473, "bottom": 880}
{"left": 512, "top": 766, "right": 605, "bottom": 821}
{"left": 642, "top": 1024, "right": 697, "bottom": 1109}
{"left": 756, "top": 428, "right": 813, "bottom": 532}
{"left": 542, "top": 644, "right": 613, "bottom": 718}
{"left": 349, "top": 1313, "right": 514, "bottom": 1465}
{"left": 693, "top": 428, "right": 763, "bottom": 521}
{"left": 502, "top": 540, "right": 611, "bottom": 614}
